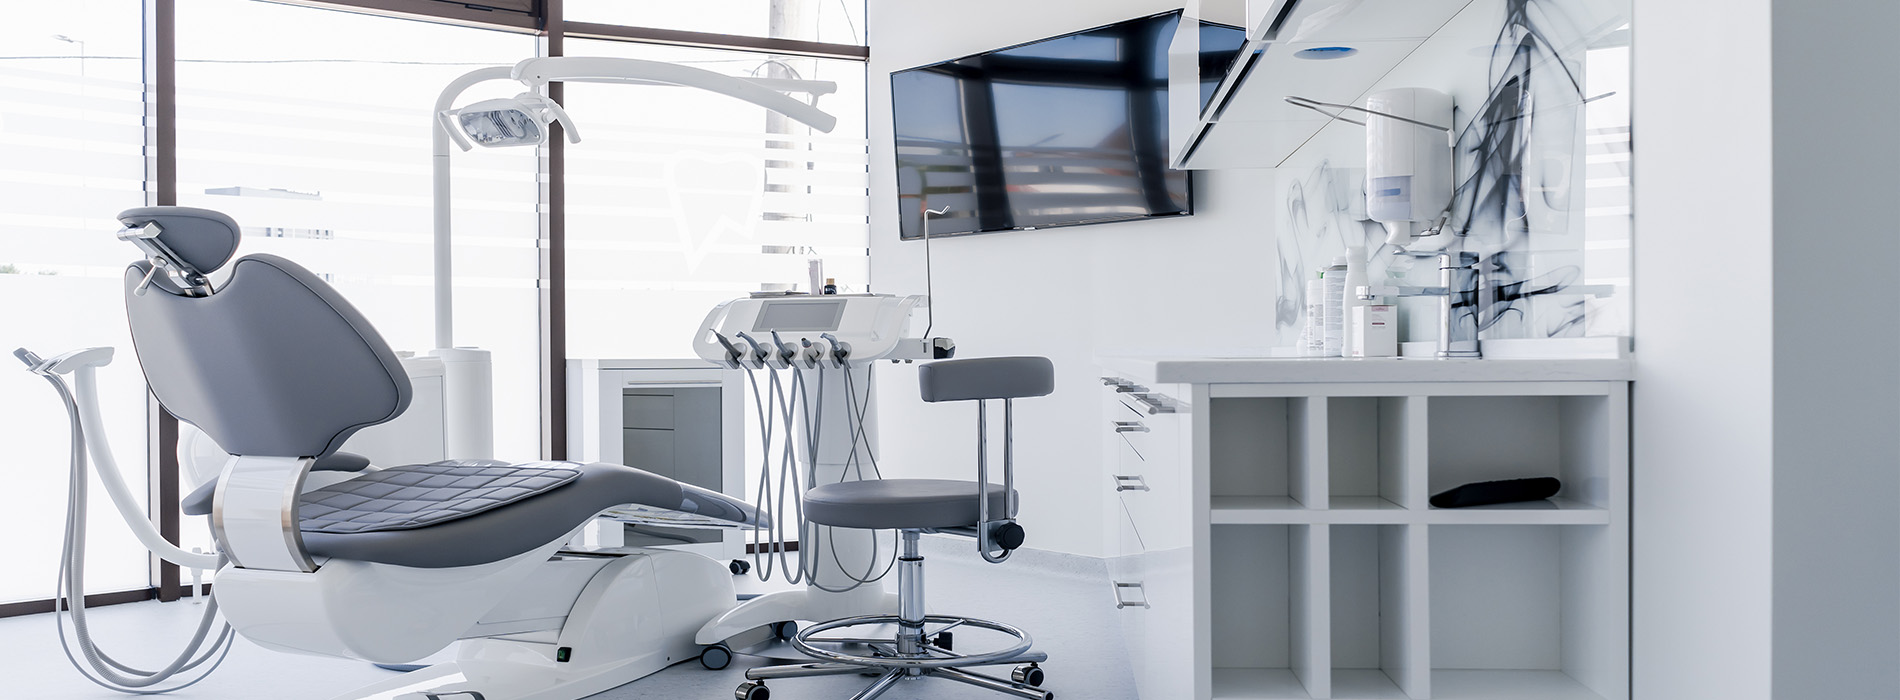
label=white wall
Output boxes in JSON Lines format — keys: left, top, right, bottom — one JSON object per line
{"left": 867, "top": 0, "right": 1276, "bottom": 558}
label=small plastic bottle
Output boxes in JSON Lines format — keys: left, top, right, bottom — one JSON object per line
{"left": 1341, "top": 246, "right": 1369, "bottom": 356}
{"left": 1322, "top": 256, "right": 1349, "bottom": 357}
{"left": 1302, "top": 276, "right": 1327, "bottom": 356}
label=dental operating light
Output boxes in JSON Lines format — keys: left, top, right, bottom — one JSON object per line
{"left": 423, "top": 57, "right": 839, "bottom": 460}
{"left": 432, "top": 56, "right": 837, "bottom": 348}
{"left": 439, "top": 92, "right": 580, "bottom": 150}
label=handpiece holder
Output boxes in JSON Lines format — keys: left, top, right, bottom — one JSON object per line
{"left": 1358, "top": 249, "right": 1484, "bottom": 359}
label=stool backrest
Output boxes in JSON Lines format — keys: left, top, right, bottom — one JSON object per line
{"left": 916, "top": 356, "right": 1053, "bottom": 562}
{"left": 918, "top": 356, "right": 1053, "bottom": 403}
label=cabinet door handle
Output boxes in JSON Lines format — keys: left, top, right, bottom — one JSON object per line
{"left": 1113, "top": 474, "right": 1150, "bottom": 492}
{"left": 1131, "top": 393, "right": 1178, "bottom": 414}
{"left": 1113, "top": 421, "right": 1150, "bottom": 433}
{"left": 1113, "top": 581, "right": 1150, "bottom": 609}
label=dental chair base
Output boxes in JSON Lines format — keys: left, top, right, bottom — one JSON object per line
{"left": 231, "top": 546, "right": 734, "bottom": 700}
{"left": 695, "top": 583, "right": 899, "bottom": 660}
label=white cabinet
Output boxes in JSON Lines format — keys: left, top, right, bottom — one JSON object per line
{"left": 1101, "top": 358, "right": 1630, "bottom": 700}
{"left": 1102, "top": 377, "right": 1195, "bottom": 700}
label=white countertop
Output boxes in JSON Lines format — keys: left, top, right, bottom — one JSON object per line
{"left": 1099, "top": 355, "right": 1633, "bottom": 385}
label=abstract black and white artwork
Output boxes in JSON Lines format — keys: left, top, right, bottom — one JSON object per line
{"left": 1273, "top": 0, "right": 1632, "bottom": 349}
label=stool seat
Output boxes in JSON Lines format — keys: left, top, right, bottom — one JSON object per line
{"left": 804, "top": 478, "right": 1014, "bottom": 530}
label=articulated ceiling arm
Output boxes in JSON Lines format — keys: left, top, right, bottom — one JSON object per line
{"left": 511, "top": 56, "right": 838, "bottom": 133}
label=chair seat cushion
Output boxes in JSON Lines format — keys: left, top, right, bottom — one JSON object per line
{"left": 299, "top": 461, "right": 752, "bottom": 569}
{"left": 299, "top": 460, "right": 581, "bottom": 534}
{"left": 804, "top": 479, "right": 1015, "bottom": 530}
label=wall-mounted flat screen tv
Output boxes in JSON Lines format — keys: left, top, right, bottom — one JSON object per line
{"left": 893, "top": 11, "right": 1246, "bottom": 239}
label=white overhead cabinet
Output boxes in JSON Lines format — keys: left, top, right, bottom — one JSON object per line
{"left": 1169, "top": 0, "right": 1479, "bottom": 169}
{"left": 1099, "top": 358, "right": 1629, "bottom": 700}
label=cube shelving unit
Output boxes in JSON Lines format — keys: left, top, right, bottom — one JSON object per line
{"left": 1101, "top": 359, "right": 1629, "bottom": 700}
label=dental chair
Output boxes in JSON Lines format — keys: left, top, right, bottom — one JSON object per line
{"left": 739, "top": 356, "right": 1057, "bottom": 700}
{"left": 115, "top": 206, "right": 761, "bottom": 700}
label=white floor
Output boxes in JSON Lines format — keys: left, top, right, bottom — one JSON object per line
{"left": 0, "top": 540, "right": 1136, "bottom": 700}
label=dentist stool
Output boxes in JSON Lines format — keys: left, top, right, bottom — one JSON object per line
{"left": 739, "top": 356, "right": 1056, "bottom": 700}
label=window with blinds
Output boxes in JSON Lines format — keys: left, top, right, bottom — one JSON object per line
{"left": 0, "top": 0, "right": 155, "bottom": 604}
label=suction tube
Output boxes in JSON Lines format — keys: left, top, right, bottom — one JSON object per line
{"left": 738, "top": 362, "right": 896, "bottom": 592}
{"left": 17, "top": 347, "right": 235, "bottom": 694}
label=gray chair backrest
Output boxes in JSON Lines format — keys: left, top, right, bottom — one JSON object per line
{"left": 121, "top": 208, "right": 411, "bottom": 459}
{"left": 918, "top": 356, "right": 1054, "bottom": 403}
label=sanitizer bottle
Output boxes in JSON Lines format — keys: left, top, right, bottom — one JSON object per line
{"left": 1341, "top": 247, "right": 1369, "bottom": 357}
{"left": 1322, "top": 256, "right": 1349, "bottom": 357}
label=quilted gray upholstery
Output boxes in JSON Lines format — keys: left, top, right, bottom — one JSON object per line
{"left": 299, "top": 460, "right": 580, "bottom": 534}
{"left": 302, "top": 461, "right": 722, "bottom": 569}
{"left": 804, "top": 479, "right": 1015, "bottom": 530}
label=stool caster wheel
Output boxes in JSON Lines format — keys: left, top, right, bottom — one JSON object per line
{"left": 772, "top": 620, "right": 798, "bottom": 640}
{"left": 700, "top": 643, "right": 733, "bottom": 671}
{"left": 730, "top": 559, "right": 751, "bottom": 575}
{"left": 1012, "top": 663, "right": 1046, "bottom": 687}
{"left": 735, "top": 680, "right": 769, "bottom": 700}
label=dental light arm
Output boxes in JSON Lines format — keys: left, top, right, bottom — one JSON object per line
{"left": 15, "top": 347, "right": 221, "bottom": 572}
{"left": 430, "top": 56, "right": 839, "bottom": 350}
{"left": 510, "top": 57, "right": 838, "bottom": 133}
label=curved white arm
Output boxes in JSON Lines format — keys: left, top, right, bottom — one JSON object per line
{"left": 430, "top": 58, "right": 837, "bottom": 350}
{"left": 511, "top": 56, "right": 837, "bottom": 133}
{"left": 62, "top": 353, "right": 222, "bottom": 572}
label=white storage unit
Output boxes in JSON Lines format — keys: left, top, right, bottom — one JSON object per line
{"left": 568, "top": 359, "right": 746, "bottom": 565}
{"left": 1099, "top": 358, "right": 1630, "bottom": 700}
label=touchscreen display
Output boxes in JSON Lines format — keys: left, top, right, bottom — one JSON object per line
{"left": 752, "top": 299, "right": 847, "bottom": 332}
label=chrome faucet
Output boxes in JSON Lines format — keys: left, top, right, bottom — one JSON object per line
{"left": 1356, "top": 250, "right": 1485, "bottom": 359}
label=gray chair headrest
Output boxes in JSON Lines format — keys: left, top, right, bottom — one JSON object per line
{"left": 117, "top": 206, "right": 241, "bottom": 274}
{"left": 919, "top": 356, "right": 1054, "bottom": 403}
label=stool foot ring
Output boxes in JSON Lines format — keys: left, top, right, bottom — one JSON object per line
{"left": 791, "top": 614, "right": 1033, "bottom": 669}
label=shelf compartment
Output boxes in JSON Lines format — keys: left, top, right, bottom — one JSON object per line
{"left": 1331, "top": 525, "right": 1430, "bottom": 700}
{"left": 1426, "top": 395, "right": 1617, "bottom": 514}
{"left": 1328, "top": 396, "right": 1425, "bottom": 511}
{"left": 1211, "top": 524, "right": 1327, "bottom": 699}
{"left": 1429, "top": 526, "right": 1628, "bottom": 700}
{"left": 1430, "top": 670, "right": 1612, "bottom": 700}
{"left": 1422, "top": 498, "right": 1609, "bottom": 526}
{"left": 1211, "top": 397, "right": 1319, "bottom": 507}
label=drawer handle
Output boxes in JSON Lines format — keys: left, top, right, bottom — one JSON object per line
{"left": 1113, "top": 581, "right": 1150, "bottom": 609}
{"left": 1113, "top": 421, "right": 1150, "bottom": 433}
{"left": 1131, "top": 393, "right": 1178, "bottom": 414}
{"left": 1100, "top": 376, "right": 1129, "bottom": 387}
{"left": 1113, "top": 474, "right": 1150, "bottom": 492}
{"left": 1115, "top": 384, "right": 1151, "bottom": 394}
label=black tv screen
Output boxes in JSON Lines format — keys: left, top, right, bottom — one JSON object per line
{"left": 893, "top": 11, "right": 1246, "bottom": 239}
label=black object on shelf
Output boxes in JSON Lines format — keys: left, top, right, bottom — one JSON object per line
{"left": 1430, "top": 477, "right": 1562, "bottom": 508}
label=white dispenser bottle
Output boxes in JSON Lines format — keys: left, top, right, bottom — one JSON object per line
{"left": 1322, "top": 256, "right": 1349, "bottom": 357}
{"left": 1340, "top": 247, "right": 1369, "bottom": 356}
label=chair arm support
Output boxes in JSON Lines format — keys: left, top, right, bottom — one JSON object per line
{"left": 212, "top": 454, "right": 318, "bottom": 572}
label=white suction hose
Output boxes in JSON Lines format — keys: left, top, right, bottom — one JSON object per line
{"left": 17, "top": 346, "right": 234, "bottom": 694}
{"left": 68, "top": 360, "right": 221, "bottom": 571}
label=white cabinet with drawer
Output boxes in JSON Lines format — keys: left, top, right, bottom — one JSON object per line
{"left": 1102, "top": 375, "right": 1195, "bottom": 700}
